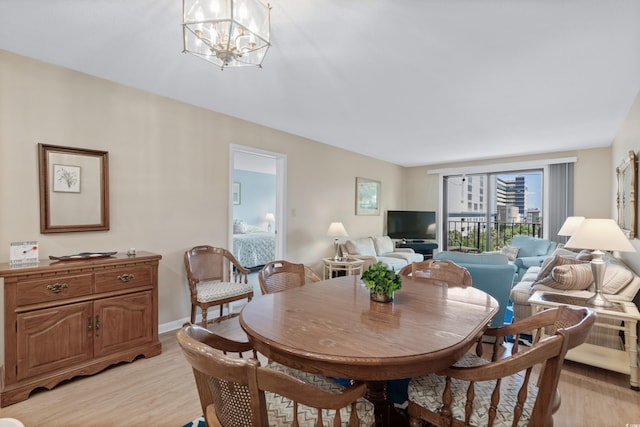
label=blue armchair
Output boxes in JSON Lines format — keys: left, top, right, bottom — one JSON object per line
{"left": 434, "top": 251, "right": 517, "bottom": 328}
{"left": 509, "top": 235, "right": 557, "bottom": 282}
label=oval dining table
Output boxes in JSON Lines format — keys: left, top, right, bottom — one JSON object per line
{"left": 240, "top": 274, "right": 499, "bottom": 426}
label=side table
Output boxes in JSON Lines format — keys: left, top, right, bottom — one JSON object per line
{"left": 322, "top": 257, "right": 365, "bottom": 279}
{"left": 528, "top": 290, "right": 640, "bottom": 390}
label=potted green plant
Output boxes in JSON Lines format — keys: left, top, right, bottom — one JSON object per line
{"left": 361, "top": 262, "right": 402, "bottom": 303}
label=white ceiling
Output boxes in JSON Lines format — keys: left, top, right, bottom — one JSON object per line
{"left": 1, "top": 1, "right": 639, "bottom": 167}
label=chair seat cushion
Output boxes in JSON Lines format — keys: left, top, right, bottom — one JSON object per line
{"left": 266, "top": 363, "right": 376, "bottom": 427}
{"left": 196, "top": 281, "right": 254, "bottom": 303}
{"left": 408, "top": 353, "right": 539, "bottom": 427}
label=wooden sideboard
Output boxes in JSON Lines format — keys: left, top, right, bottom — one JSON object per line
{"left": 0, "top": 252, "right": 162, "bottom": 406}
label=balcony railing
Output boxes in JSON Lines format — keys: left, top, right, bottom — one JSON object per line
{"left": 445, "top": 220, "right": 542, "bottom": 253}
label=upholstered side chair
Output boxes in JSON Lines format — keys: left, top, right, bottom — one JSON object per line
{"left": 184, "top": 245, "right": 254, "bottom": 327}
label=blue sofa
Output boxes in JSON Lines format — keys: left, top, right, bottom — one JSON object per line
{"left": 434, "top": 251, "right": 517, "bottom": 328}
{"left": 509, "top": 235, "right": 557, "bottom": 282}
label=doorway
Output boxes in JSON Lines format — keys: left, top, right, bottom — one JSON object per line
{"left": 229, "top": 145, "right": 286, "bottom": 269}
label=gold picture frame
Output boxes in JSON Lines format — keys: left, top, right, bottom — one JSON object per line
{"left": 356, "top": 177, "right": 380, "bottom": 216}
{"left": 39, "top": 143, "right": 110, "bottom": 233}
{"left": 616, "top": 150, "right": 637, "bottom": 238}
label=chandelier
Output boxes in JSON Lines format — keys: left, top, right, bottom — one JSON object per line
{"left": 182, "top": 0, "right": 271, "bottom": 70}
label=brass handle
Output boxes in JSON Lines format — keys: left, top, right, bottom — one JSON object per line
{"left": 95, "top": 315, "right": 100, "bottom": 337}
{"left": 117, "top": 273, "right": 135, "bottom": 282}
{"left": 47, "top": 282, "right": 68, "bottom": 293}
{"left": 88, "top": 316, "right": 92, "bottom": 334}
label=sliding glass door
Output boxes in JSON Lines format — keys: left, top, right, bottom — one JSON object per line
{"left": 443, "top": 170, "right": 544, "bottom": 252}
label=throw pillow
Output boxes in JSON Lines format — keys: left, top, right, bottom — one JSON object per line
{"left": 233, "top": 220, "right": 247, "bottom": 234}
{"left": 536, "top": 264, "right": 593, "bottom": 291}
{"left": 536, "top": 254, "right": 586, "bottom": 281}
{"left": 601, "top": 262, "right": 634, "bottom": 294}
{"left": 576, "top": 250, "right": 593, "bottom": 261}
{"left": 500, "top": 245, "right": 520, "bottom": 261}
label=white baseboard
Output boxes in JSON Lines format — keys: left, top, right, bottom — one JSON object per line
{"left": 159, "top": 316, "right": 193, "bottom": 335}
{"left": 159, "top": 301, "right": 246, "bottom": 335}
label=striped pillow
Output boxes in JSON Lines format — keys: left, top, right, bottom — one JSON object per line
{"left": 536, "top": 254, "right": 585, "bottom": 281}
{"left": 537, "top": 264, "right": 593, "bottom": 290}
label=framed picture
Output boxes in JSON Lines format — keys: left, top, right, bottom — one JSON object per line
{"left": 38, "top": 144, "right": 109, "bottom": 233}
{"left": 233, "top": 182, "right": 241, "bottom": 205}
{"left": 356, "top": 177, "right": 380, "bottom": 215}
{"left": 53, "top": 164, "right": 81, "bottom": 192}
{"left": 616, "top": 150, "right": 637, "bottom": 238}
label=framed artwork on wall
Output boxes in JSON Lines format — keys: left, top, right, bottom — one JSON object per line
{"left": 38, "top": 143, "right": 109, "bottom": 233}
{"left": 356, "top": 177, "right": 380, "bottom": 215}
{"left": 233, "top": 182, "right": 241, "bottom": 205}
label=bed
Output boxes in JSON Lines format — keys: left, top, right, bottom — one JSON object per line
{"left": 232, "top": 223, "right": 275, "bottom": 269}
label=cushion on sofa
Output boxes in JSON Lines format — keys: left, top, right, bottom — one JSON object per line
{"left": 372, "top": 236, "right": 394, "bottom": 255}
{"left": 381, "top": 251, "right": 423, "bottom": 264}
{"left": 536, "top": 264, "right": 593, "bottom": 291}
{"left": 346, "top": 238, "right": 377, "bottom": 257}
{"left": 536, "top": 255, "right": 585, "bottom": 281}
{"left": 576, "top": 250, "right": 593, "bottom": 261}
{"left": 500, "top": 245, "right": 520, "bottom": 261}
{"left": 601, "top": 260, "right": 634, "bottom": 294}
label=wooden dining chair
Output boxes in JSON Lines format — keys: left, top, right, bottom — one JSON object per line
{"left": 407, "top": 305, "right": 595, "bottom": 427}
{"left": 177, "top": 324, "right": 376, "bottom": 427}
{"left": 258, "top": 259, "right": 321, "bottom": 295}
{"left": 184, "top": 245, "right": 254, "bottom": 327}
{"left": 399, "top": 259, "right": 472, "bottom": 286}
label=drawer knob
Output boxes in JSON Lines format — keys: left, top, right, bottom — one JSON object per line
{"left": 47, "top": 282, "right": 69, "bottom": 293}
{"left": 117, "top": 273, "right": 135, "bottom": 282}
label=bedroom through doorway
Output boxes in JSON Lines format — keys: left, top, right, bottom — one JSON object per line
{"left": 229, "top": 146, "right": 286, "bottom": 272}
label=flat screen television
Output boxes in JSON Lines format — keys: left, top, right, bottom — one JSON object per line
{"left": 386, "top": 210, "right": 437, "bottom": 241}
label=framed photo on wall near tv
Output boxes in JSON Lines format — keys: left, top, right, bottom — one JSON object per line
{"left": 356, "top": 177, "right": 380, "bottom": 215}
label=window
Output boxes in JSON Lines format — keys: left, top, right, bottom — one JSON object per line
{"left": 443, "top": 169, "right": 558, "bottom": 252}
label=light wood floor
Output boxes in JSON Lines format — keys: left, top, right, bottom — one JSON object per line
{"left": 2, "top": 318, "right": 640, "bottom": 427}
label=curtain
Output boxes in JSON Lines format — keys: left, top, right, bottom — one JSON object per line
{"left": 548, "top": 162, "right": 575, "bottom": 242}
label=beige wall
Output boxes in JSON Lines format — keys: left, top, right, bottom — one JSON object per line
{"left": 0, "top": 50, "right": 404, "bottom": 327}
{"left": 611, "top": 90, "right": 640, "bottom": 273}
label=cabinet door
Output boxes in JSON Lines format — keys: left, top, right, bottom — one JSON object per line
{"left": 17, "top": 302, "right": 93, "bottom": 381}
{"left": 93, "top": 291, "right": 153, "bottom": 358}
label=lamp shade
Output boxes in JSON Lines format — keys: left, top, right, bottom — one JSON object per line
{"left": 265, "top": 212, "right": 275, "bottom": 222}
{"left": 327, "top": 222, "right": 348, "bottom": 238}
{"left": 557, "top": 216, "right": 585, "bottom": 236}
{"left": 565, "top": 218, "right": 636, "bottom": 252}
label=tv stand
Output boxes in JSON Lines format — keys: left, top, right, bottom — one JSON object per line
{"left": 396, "top": 241, "right": 438, "bottom": 259}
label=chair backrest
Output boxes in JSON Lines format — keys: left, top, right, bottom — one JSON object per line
{"left": 444, "top": 306, "right": 595, "bottom": 426}
{"left": 399, "top": 259, "right": 473, "bottom": 286}
{"left": 259, "top": 260, "right": 320, "bottom": 294}
{"left": 177, "top": 324, "right": 368, "bottom": 427}
{"left": 184, "top": 245, "right": 247, "bottom": 285}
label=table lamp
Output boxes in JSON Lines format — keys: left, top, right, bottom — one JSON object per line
{"left": 265, "top": 212, "right": 275, "bottom": 232}
{"left": 564, "top": 218, "right": 636, "bottom": 307}
{"left": 557, "top": 216, "right": 585, "bottom": 238}
{"left": 327, "top": 222, "right": 348, "bottom": 261}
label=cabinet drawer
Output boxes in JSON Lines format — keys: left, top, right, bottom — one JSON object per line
{"left": 17, "top": 274, "right": 93, "bottom": 306}
{"left": 95, "top": 266, "right": 152, "bottom": 293}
